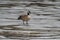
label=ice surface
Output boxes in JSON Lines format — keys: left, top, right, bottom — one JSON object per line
{"left": 0, "top": 0, "right": 60, "bottom": 40}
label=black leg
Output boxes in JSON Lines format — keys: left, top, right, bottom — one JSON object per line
{"left": 26, "top": 21, "right": 30, "bottom": 26}
{"left": 26, "top": 21, "right": 28, "bottom": 24}
{"left": 23, "top": 21, "right": 25, "bottom": 24}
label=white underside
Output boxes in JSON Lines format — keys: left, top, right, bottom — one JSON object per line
{"left": 28, "top": 15, "right": 31, "bottom": 18}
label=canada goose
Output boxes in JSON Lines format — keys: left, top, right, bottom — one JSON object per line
{"left": 18, "top": 10, "right": 31, "bottom": 24}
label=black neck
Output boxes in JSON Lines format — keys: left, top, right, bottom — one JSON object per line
{"left": 27, "top": 13, "right": 30, "bottom": 15}
{"left": 27, "top": 10, "right": 31, "bottom": 15}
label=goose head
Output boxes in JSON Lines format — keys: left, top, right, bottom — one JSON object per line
{"left": 27, "top": 10, "right": 31, "bottom": 15}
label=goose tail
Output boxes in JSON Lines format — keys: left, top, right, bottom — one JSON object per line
{"left": 18, "top": 16, "right": 21, "bottom": 20}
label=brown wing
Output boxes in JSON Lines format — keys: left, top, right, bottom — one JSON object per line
{"left": 21, "top": 15, "right": 30, "bottom": 21}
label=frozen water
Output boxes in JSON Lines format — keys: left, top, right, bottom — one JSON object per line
{"left": 0, "top": 1, "right": 60, "bottom": 40}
